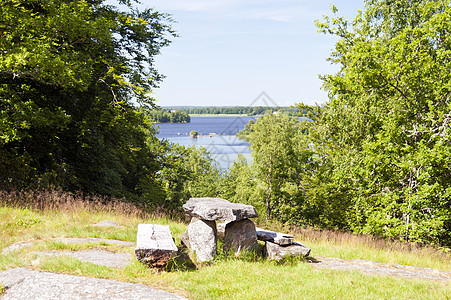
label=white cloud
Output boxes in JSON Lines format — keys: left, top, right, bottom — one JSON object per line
{"left": 236, "top": 6, "right": 321, "bottom": 23}
{"left": 147, "top": 0, "right": 320, "bottom": 23}
{"left": 147, "top": 0, "right": 233, "bottom": 12}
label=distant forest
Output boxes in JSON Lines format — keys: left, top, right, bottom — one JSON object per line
{"left": 164, "top": 106, "right": 303, "bottom": 116}
{"left": 145, "top": 106, "right": 305, "bottom": 123}
{"left": 143, "top": 109, "right": 190, "bottom": 123}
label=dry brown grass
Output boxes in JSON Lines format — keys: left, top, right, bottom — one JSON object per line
{"left": 256, "top": 219, "right": 450, "bottom": 270}
{"left": 0, "top": 189, "right": 182, "bottom": 221}
{"left": 292, "top": 225, "right": 446, "bottom": 256}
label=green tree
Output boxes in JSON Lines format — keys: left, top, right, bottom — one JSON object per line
{"left": 310, "top": 0, "right": 451, "bottom": 245}
{"left": 219, "top": 154, "right": 259, "bottom": 209}
{"left": 0, "top": 0, "right": 175, "bottom": 198}
{"left": 247, "top": 112, "right": 313, "bottom": 221}
{"left": 154, "top": 142, "right": 220, "bottom": 210}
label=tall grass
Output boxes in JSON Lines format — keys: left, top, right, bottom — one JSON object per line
{"left": 255, "top": 220, "right": 451, "bottom": 271}
{"left": 0, "top": 189, "right": 177, "bottom": 219}
{"left": 0, "top": 189, "right": 184, "bottom": 254}
{"left": 1, "top": 188, "right": 449, "bottom": 270}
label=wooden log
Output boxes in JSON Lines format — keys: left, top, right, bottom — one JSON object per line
{"left": 135, "top": 224, "right": 178, "bottom": 268}
{"left": 256, "top": 228, "right": 294, "bottom": 246}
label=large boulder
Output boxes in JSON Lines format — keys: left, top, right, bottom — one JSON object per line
{"left": 183, "top": 197, "right": 258, "bottom": 221}
{"left": 135, "top": 224, "right": 178, "bottom": 268}
{"left": 264, "top": 241, "right": 311, "bottom": 261}
{"left": 224, "top": 219, "right": 258, "bottom": 256}
{"left": 187, "top": 218, "right": 217, "bottom": 262}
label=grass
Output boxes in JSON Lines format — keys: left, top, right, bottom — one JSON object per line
{"left": 0, "top": 189, "right": 450, "bottom": 299}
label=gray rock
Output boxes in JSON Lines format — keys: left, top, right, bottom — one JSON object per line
{"left": 187, "top": 218, "right": 217, "bottom": 262}
{"left": 180, "top": 230, "right": 191, "bottom": 249}
{"left": 264, "top": 241, "right": 311, "bottom": 261}
{"left": 2, "top": 238, "right": 134, "bottom": 255}
{"left": 256, "top": 228, "right": 294, "bottom": 246}
{"left": 2, "top": 242, "right": 35, "bottom": 255}
{"left": 135, "top": 224, "right": 178, "bottom": 268}
{"left": 0, "top": 268, "right": 186, "bottom": 299}
{"left": 216, "top": 221, "right": 231, "bottom": 241}
{"left": 53, "top": 238, "right": 134, "bottom": 247}
{"left": 183, "top": 197, "right": 258, "bottom": 221}
{"left": 32, "top": 250, "right": 133, "bottom": 268}
{"left": 93, "top": 220, "right": 121, "bottom": 227}
{"left": 224, "top": 219, "right": 258, "bottom": 256}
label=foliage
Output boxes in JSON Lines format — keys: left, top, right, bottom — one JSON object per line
{"left": 221, "top": 112, "right": 315, "bottom": 222}
{"left": 303, "top": 0, "right": 451, "bottom": 245}
{"left": 143, "top": 108, "right": 190, "bottom": 123}
{"left": 219, "top": 154, "right": 260, "bottom": 210}
{"left": 0, "top": 0, "right": 176, "bottom": 199}
{"left": 236, "top": 119, "right": 255, "bottom": 141}
{"left": 149, "top": 141, "right": 220, "bottom": 211}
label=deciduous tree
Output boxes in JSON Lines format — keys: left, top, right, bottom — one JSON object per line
{"left": 0, "top": 0, "right": 175, "bottom": 198}
{"left": 310, "top": 0, "right": 451, "bottom": 245}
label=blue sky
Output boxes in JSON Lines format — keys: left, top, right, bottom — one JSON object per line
{"left": 143, "top": 0, "right": 365, "bottom": 107}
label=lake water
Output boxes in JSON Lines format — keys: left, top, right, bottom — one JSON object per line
{"left": 155, "top": 116, "right": 258, "bottom": 170}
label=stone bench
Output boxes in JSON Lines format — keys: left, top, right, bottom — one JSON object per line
{"left": 135, "top": 224, "right": 178, "bottom": 268}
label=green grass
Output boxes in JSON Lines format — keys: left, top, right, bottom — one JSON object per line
{"left": 0, "top": 199, "right": 450, "bottom": 299}
{"left": 164, "top": 260, "right": 450, "bottom": 300}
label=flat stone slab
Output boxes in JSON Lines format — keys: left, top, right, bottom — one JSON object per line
{"left": 183, "top": 198, "right": 258, "bottom": 221}
{"left": 0, "top": 268, "right": 186, "bottom": 299}
{"left": 310, "top": 257, "right": 451, "bottom": 281}
{"left": 2, "top": 238, "right": 135, "bottom": 255}
{"left": 256, "top": 228, "right": 294, "bottom": 246}
{"left": 32, "top": 250, "right": 133, "bottom": 268}
{"left": 135, "top": 224, "right": 178, "bottom": 268}
{"left": 264, "top": 241, "right": 311, "bottom": 261}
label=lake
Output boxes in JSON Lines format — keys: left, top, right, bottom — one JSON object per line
{"left": 155, "top": 116, "right": 258, "bottom": 170}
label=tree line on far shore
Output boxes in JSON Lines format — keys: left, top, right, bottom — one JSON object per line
{"left": 165, "top": 106, "right": 303, "bottom": 116}
{"left": 143, "top": 109, "right": 190, "bottom": 123}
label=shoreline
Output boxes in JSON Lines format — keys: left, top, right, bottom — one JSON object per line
{"left": 188, "top": 114, "right": 262, "bottom": 117}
